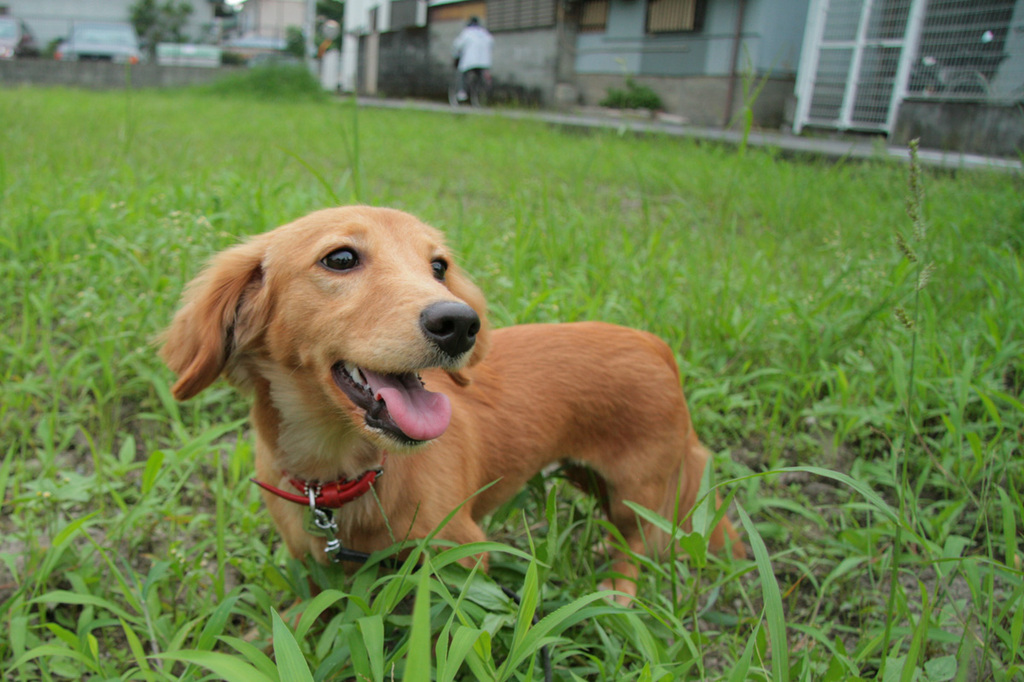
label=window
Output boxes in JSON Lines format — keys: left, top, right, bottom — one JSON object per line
{"left": 486, "top": 0, "right": 557, "bottom": 32}
{"left": 646, "top": 0, "right": 705, "bottom": 34}
{"left": 391, "top": 0, "right": 423, "bottom": 30}
{"left": 579, "top": 0, "right": 609, "bottom": 33}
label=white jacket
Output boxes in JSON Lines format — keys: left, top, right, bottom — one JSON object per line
{"left": 452, "top": 25, "right": 493, "bottom": 72}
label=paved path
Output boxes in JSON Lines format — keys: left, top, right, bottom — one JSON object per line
{"left": 357, "top": 97, "right": 1022, "bottom": 174}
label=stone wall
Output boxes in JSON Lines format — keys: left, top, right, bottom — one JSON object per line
{"left": 0, "top": 59, "right": 241, "bottom": 89}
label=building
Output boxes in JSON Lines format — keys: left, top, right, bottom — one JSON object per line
{"left": 235, "top": 0, "right": 306, "bottom": 44}
{"left": 0, "top": 0, "right": 223, "bottom": 48}
{"left": 344, "top": 0, "right": 1022, "bottom": 154}
{"left": 573, "top": 0, "right": 809, "bottom": 126}
{"left": 344, "top": 0, "right": 808, "bottom": 127}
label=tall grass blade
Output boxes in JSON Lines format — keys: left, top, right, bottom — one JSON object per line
{"left": 271, "top": 608, "right": 314, "bottom": 681}
{"left": 153, "top": 649, "right": 277, "bottom": 682}
{"left": 736, "top": 503, "right": 788, "bottom": 682}
{"left": 406, "top": 562, "right": 434, "bottom": 682}
{"left": 218, "top": 635, "right": 280, "bottom": 680}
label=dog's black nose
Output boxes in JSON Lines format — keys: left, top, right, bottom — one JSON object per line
{"left": 420, "top": 301, "right": 480, "bottom": 358}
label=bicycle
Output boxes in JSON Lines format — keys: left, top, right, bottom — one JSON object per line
{"left": 448, "top": 67, "right": 491, "bottom": 108}
{"left": 915, "top": 54, "right": 991, "bottom": 98}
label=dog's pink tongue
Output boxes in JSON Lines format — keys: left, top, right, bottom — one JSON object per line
{"left": 362, "top": 370, "right": 452, "bottom": 441}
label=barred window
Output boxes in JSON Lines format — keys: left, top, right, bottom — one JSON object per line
{"left": 646, "top": 0, "right": 705, "bottom": 34}
{"left": 579, "top": 0, "right": 609, "bottom": 33}
{"left": 486, "top": 0, "right": 557, "bottom": 32}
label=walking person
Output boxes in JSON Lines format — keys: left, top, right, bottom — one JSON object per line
{"left": 452, "top": 17, "right": 493, "bottom": 103}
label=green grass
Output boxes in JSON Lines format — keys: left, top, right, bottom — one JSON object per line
{"left": 1, "top": 84, "right": 1022, "bottom": 681}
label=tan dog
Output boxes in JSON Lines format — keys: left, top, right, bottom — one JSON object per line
{"left": 160, "top": 206, "right": 742, "bottom": 602}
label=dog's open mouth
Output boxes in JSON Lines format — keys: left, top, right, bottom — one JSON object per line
{"left": 331, "top": 362, "right": 452, "bottom": 444}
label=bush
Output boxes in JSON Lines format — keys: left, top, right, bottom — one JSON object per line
{"left": 220, "top": 50, "right": 246, "bottom": 66}
{"left": 600, "top": 77, "right": 663, "bottom": 111}
{"left": 199, "top": 63, "right": 327, "bottom": 101}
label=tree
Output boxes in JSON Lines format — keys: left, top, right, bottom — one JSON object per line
{"left": 285, "top": 26, "right": 306, "bottom": 59}
{"left": 130, "top": 0, "right": 194, "bottom": 57}
{"left": 317, "top": 0, "right": 344, "bottom": 50}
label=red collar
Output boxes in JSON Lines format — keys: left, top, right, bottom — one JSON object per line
{"left": 252, "top": 454, "right": 386, "bottom": 509}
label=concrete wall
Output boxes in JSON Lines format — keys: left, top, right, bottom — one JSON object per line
{"left": 430, "top": 18, "right": 557, "bottom": 102}
{"left": 892, "top": 99, "right": 1024, "bottom": 158}
{"left": 0, "top": 59, "right": 241, "bottom": 89}
{"left": 374, "top": 26, "right": 448, "bottom": 98}
{"left": 575, "top": 72, "right": 794, "bottom": 127}
{"left": 363, "top": 19, "right": 551, "bottom": 105}
{"left": 491, "top": 27, "right": 559, "bottom": 101}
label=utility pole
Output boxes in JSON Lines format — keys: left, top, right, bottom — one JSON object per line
{"left": 305, "top": 0, "right": 317, "bottom": 69}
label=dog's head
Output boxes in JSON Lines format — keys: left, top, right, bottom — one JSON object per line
{"left": 159, "top": 206, "right": 490, "bottom": 450}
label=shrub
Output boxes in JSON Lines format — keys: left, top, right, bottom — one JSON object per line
{"left": 220, "top": 50, "right": 246, "bottom": 67}
{"left": 600, "top": 77, "right": 663, "bottom": 111}
{"left": 199, "top": 63, "right": 327, "bottom": 101}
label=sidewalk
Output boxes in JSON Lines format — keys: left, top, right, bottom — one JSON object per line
{"left": 357, "top": 97, "right": 1022, "bottom": 174}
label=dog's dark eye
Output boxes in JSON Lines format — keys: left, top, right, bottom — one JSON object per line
{"left": 431, "top": 259, "right": 448, "bottom": 281}
{"left": 322, "top": 248, "right": 359, "bottom": 272}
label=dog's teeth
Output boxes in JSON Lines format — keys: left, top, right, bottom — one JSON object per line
{"left": 344, "top": 363, "right": 366, "bottom": 386}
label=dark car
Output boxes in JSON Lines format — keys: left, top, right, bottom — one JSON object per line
{"left": 0, "top": 16, "right": 39, "bottom": 59}
{"left": 55, "top": 21, "right": 141, "bottom": 64}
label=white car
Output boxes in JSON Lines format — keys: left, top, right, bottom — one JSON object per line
{"left": 55, "top": 22, "right": 141, "bottom": 64}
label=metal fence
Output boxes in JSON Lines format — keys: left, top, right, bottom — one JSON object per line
{"left": 907, "top": 0, "right": 1023, "bottom": 102}
{"left": 794, "top": 0, "right": 1024, "bottom": 134}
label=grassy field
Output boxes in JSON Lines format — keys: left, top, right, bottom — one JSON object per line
{"left": 1, "top": 72, "right": 1022, "bottom": 681}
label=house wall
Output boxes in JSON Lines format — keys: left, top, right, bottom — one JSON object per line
{"left": 745, "top": 0, "right": 808, "bottom": 76}
{"left": 574, "top": 72, "right": 793, "bottom": 126}
{"left": 357, "top": 0, "right": 808, "bottom": 122}
{"left": 491, "top": 27, "right": 559, "bottom": 99}
{"left": 237, "top": 0, "right": 306, "bottom": 41}
{"left": 577, "top": 0, "right": 810, "bottom": 77}
{"left": 575, "top": 0, "right": 808, "bottom": 124}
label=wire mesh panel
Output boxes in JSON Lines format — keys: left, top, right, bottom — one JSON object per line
{"left": 800, "top": 0, "right": 914, "bottom": 132}
{"left": 907, "top": 0, "right": 1023, "bottom": 102}
{"left": 796, "top": 0, "right": 1024, "bottom": 133}
{"left": 851, "top": 45, "right": 903, "bottom": 124}
{"left": 808, "top": 47, "right": 855, "bottom": 120}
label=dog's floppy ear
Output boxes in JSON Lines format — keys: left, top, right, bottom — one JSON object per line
{"left": 446, "top": 262, "right": 491, "bottom": 382}
{"left": 159, "top": 236, "right": 268, "bottom": 400}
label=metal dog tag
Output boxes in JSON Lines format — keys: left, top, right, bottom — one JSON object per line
{"left": 304, "top": 505, "right": 343, "bottom": 562}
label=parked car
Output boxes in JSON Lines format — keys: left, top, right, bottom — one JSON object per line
{"left": 0, "top": 16, "right": 39, "bottom": 59}
{"left": 55, "top": 21, "right": 141, "bottom": 64}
